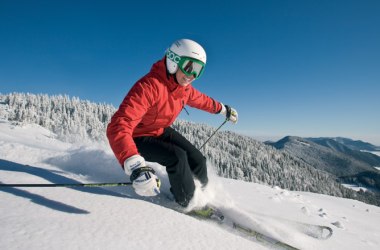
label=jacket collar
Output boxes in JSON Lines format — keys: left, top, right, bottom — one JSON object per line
{"left": 150, "top": 57, "right": 190, "bottom": 99}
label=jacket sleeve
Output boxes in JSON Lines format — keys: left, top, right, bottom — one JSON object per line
{"left": 106, "top": 81, "right": 156, "bottom": 166}
{"left": 187, "top": 86, "right": 222, "bottom": 114}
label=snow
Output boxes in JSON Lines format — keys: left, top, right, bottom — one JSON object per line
{"left": 1, "top": 121, "right": 380, "bottom": 250}
{"left": 362, "top": 150, "right": 380, "bottom": 157}
{"left": 363, "top": 151, "right": 380, "bottom": 171}
{"left": 341, "top": 184, "right": 369, "bottom": 192}
{"left": 297, "top": 140, "right": 311, "bottom": 147}
{"left": 360, "top": 151, "right": 380, "bottom": 171}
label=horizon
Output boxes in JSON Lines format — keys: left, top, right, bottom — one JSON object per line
{"left": 1, "top": 1, "right": 379, "bottom": 145}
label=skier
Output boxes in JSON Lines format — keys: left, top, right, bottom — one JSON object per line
{"left": 107, "top": 39, "right": 238, "bottom": 207}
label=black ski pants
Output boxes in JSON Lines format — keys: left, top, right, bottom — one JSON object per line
{"left": 134, "top": 127, "right": 208, "bottom": 207}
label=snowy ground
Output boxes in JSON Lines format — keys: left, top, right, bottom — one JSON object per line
{"left": 341, "top": 183, "right": 369, "bottom": 192}
{"left": 1, "top": 121, "right": 380, "bottom": 250}
{"left": 363, "top": 150, "right": 380, "bottom": 157}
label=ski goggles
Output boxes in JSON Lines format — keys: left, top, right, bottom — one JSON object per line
{"left": 166, "top": 49, "right": 205, "bottom": 79}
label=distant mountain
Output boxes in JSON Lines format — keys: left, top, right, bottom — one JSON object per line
{"left": 307, "top": 137, "right": 380, "bottom": 152}
{"left": 267, "top": 136, "right": 380, "bottom": 192}
{"left": 267, "top": 136, "right": 380, "bottom": 175}
{"left": 307, "top": 137, "right": 380, "bottom": 168}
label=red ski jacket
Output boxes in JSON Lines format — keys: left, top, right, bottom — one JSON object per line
{"left": 107, "top": 57, "right": 222, "bottom": 165}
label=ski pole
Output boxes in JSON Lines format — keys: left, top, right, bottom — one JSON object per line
{"left": 198, "top": 118, "right": 228, "bottom": 150}
{"left": 0, "top": 182, "right": 132, "bottom": 188}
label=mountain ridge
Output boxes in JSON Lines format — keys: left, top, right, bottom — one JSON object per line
{"left": 307, "top": 136, "right": 380, "bottom": 152}
{"left": 266, "top": 136, "right": 380, "bottom": 194}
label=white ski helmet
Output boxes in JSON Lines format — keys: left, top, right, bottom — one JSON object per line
{"left": 166, "top": 39, "right": 207, "bottom": 75}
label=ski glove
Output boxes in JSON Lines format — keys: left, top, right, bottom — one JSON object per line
{"left": 219, "top": 104, "right": 238, "bottom": 124}
{"left": 124, "top": 155, "right": 161, "bottom": 196}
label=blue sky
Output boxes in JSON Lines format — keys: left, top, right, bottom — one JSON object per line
{"left": 1, "top": 0, "right": 379, "bottom": 145}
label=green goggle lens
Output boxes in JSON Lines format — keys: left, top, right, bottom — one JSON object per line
{"left": 167, "top": 49, "right": 205, "bottom": 79}
{"left": 178, "top": 58, "right": 205, "bottom": 79}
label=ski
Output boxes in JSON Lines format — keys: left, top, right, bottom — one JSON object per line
{"left": 187, "top": 206, "right": 225, "bottom": 221}
{"left": 186, "top": 206, "right": 300, "bottom": 250}
{"left": 250, "top": 212, "right": 334, "bottom": 240}
{"left": 232, "top": 222, "right": 300, "bottom": 250}
{"left": 160, "top": 194, "right": 332, "bottom": 248}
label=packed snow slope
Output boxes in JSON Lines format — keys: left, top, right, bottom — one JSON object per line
{"left": 1, "top": 121, "right": 379, "bottom": 250}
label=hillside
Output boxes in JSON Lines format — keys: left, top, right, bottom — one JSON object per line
{"left": 267, "top": 136, "right": 380, "bottom": 195}
{"left": 268, "top": 136, "right": 378, "bottom": 176}
{"left": 329, "top": 137, "right": 380, "bottom": 151}
{"left": 307, "top": 137, "right": 380, "bottom": 168}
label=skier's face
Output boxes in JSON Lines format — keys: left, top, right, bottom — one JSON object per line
{"left": 176, "top": 69, "right": 195, "bottom": 87}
